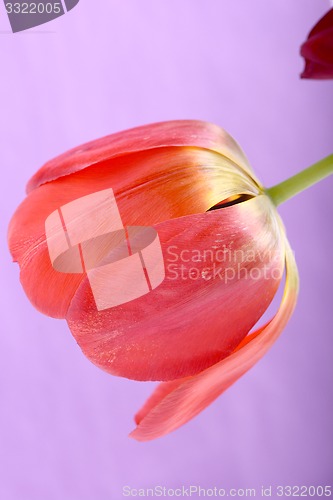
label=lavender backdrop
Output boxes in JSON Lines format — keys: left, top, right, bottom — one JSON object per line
{"left": 1, "top": 1, "right": 332, "bottom": 499}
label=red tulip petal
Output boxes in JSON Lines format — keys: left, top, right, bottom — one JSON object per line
{"left": 66, "top": 195, "right": 285, "bottom": 381}
{"left": 27, "top": 120, "right": 260, "bottom": 193}
{"left": 306, "top": 8, "right": 333, "bottom": 39}
{"left": 300, "top": 30, "right": 333, "bottom": 79}
{"left": 301, "top": 62, "right": 333, "bottom": 80}
{"left": 9, "top": 147, "right": 259, "bottom": 318}
{"left": 130, "top": 239, "right": 299, "bottom": 441}
{"left": 300, "top": 8, "right": 333, "bottom": 79}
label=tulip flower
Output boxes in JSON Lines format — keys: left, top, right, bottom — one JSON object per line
{"left": 8, "top": 120, "right": 333, "bottom": 441}
{"left": 300, "top": 8, "right": 333, "bottom": 79}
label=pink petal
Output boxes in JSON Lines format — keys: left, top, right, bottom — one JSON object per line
{"left": 27, "top": 120, "right": 260, "bottom": 193}
{"left": 130, "top": 238, "right": 298, "bottom": 441}
{"left": 67, "top": 196, "right": 284, "bottom": 381}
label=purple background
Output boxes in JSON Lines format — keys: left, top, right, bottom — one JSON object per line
{"left": 1, "top": 1, "right": 332, "bottom": 498}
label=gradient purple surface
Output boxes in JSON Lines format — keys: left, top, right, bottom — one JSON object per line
{"left": 1, "top": 1, "right": 332, "bottom": 499}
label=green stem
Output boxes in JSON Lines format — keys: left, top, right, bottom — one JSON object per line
{"left": 266, "top": 154, "right": 333, "bottom": 206}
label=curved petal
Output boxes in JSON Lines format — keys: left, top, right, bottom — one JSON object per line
{"left": 301, "top": 29, "right": 333, "bottom": 66}
{"left": 67, "top": 196, "right": 285, "bottom": 381}
{"left": 301, "top": 30, "right": 333, "bottom": 79}
{"left": 306, "top": 8, "right": 333, "bottom": 39}
{"left": 27, "top": 120, "right": 261, "bottom": 193}
{"left": 301, "top": 60, "right": 333, "bottom": 80}
{"left": 300, "top": 8, "right": 333, "bottom": 79}
{"left": 9, "top": 147, "right": 259, "bottom": 319}
{"left": 129, "top": 238, "right": 299, "bottom": 441}
{"left": 8, "top": 182, "right": 86, "bottom": 318}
